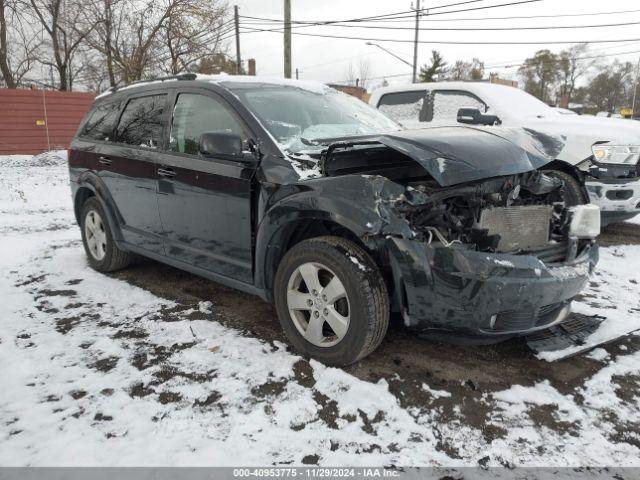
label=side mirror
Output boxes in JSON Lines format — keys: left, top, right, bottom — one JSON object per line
{"left": 457, "top": 108, "right": 500, "bottom": 126}
{"left": 199, "top": 132, "right": 243, "bottom": 158}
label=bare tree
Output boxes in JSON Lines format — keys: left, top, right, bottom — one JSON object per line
{"left": 518, "top": 49, "right": 559, "bottom": 103}
{"left": 448, "top": 58, "right": 484, "bottom": 81}
{"left": 558, "top": 43, "right": 598, "bottom": 103}
{"left": 344, "top": 62, "right": 356, "bottom": 86}
{"left": 358, "top": 59, "right": 371, "bottom": 90}
{"left": 162, "top": 0, "right": 228, "bottom": 74}
{"left": 343, "top": 59, "right": 372, "bottom": 89}
{"left": 29, "top": 0, "right": 96, "bottom": 90}
{"left": 84, "top": 0, "right": 230, "bottom": 86}
{"left": 194, "top": 51, "right": 240, "bottom": 75}
{"left": 587, "top": 60, "right": 635, "bottom": 111}
{"left": 0, "top": 0, "right": 41, "bottom": 87}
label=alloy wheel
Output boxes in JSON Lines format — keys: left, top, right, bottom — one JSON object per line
{"left": 286, "top": 262, "right": 350, "bottom": 347}
{"left": 84, "top": 209, "right": 107, "bottom": 261}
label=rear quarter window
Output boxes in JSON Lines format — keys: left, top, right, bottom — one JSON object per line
{"left": 81, "top": 102, "right": 121, "bottom": 141}
{"left": 115, "top": 95, "right": 167, "bottom": 148}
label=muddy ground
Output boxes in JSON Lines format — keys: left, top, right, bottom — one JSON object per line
{"left": 107, "top": 222, "right": 640, "bottom": 448}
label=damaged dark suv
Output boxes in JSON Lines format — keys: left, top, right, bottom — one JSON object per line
{"left": 69, "top": 74, "right": 600, "bottom": 366}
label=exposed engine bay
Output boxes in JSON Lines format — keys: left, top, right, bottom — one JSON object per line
{"left": 316, "top": 134, "right": 589, "bottom": 259}
{"left": 395, "top": 171, "right": 569, "bottom": 254}
{"left": 279, "top": 126, "right": 599, "bottom": 341}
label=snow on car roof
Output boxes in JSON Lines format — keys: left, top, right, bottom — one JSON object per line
{"left": 95, "top": 74, "right": 331, "bottom": 100}
{"left": 369, "top": 81, "right": 521, "bottom": 105}
{"left": 197, "top": 73, "right": 330, "bottom": 94}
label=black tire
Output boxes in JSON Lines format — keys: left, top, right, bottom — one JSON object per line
{"left": 274, "top": 236, "right": 389, "bottom": 366}
{"left": 544, "top": 170, "right": 586, "bottom": 207}
{"left": 80, "top": 197, "right": 132, "bottom": 272}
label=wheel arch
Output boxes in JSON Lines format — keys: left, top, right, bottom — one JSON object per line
{"left": 255, "top": 210, "right": 376, "bottom": 302}
{"left": 73, "top": 172, "right": 124, "bottom": 243}
{"left": 542, "top": 159, "right": 589, "bottom": 201}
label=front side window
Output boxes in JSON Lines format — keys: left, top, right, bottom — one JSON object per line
{"left": 378, "top": 91, "right": 427, "bottom": 123}
{"left": 430, "top": 91, "right": 486, "bottom": 122}
{"left": 169, "top": 93, "right": 243, "bottom": 155}
{"left": 82, "top": 102, "right": 121, "bottom": 141}
{"left": 116, "top": 95, "right": 166, "bottom": 148}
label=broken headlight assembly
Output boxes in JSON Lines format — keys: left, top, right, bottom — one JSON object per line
{"left": 568, "top": 204, "right": 601, "bottom": 239}
{"left": 592, "top": 144, "right": 640, "bottom": 165}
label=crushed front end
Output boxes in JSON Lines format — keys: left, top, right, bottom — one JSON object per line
{"left": 382, "top": 170, "right": 599, "bottom": 340}
{"left": 303, "top": 127, "right": 599, "bottom": 341}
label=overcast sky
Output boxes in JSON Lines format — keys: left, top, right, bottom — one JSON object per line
{"left": 231, "top": 0, "right": 640, "bottom": 90}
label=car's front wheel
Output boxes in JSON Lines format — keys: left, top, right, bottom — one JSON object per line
{"left": 274, "top": 236, "right": 389, "bottom": 366}
{"left": 544, "top": 170, "right": 586, "bottom": 207}
{"left": 80, "top": 197, "right": 132, "bottom": 272}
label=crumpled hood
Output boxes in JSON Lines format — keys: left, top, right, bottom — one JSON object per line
{"left": 344, "top": 126, "right": 564, "bottom": 187}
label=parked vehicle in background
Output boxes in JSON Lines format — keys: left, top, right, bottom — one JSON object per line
{"left": 68, "top": 75, "right": 599, "bottom": 365}
{"left": 370, "top": 82, "right": 640, "bottom": 224}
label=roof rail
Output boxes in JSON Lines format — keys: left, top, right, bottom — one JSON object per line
{"left": 106, "top": 72, "right": 197, "bottom": 94}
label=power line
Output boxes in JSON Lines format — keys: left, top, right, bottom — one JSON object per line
{"left": 403, "top": 7, "right": 640, "bottom": 23}
{"left": 334, "top": 46, "right": 640, "bottom": 84}
{"left": 482, "top": 41, "right": 640, "bottom": 68}
{"left": 238, "top": 0, "right": 543, "bottom": 29}
{"left": 238, "top": 27, "right": 640, "bottom": 45}
{"left": 239, "top": 0, "right": 490, "bottom": 26}
{"left": 485, "top": 47, "right": 640, "bottom": 69}
{"left": 237, "top": 19, "right": 640, "bottom": 32}
{"left": 240, "top": 7, "right": 640, "bottom": 25}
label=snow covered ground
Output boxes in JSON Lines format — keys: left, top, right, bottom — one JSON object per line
{"left": 1, "top": 152, "right": 640, "bottom": 467}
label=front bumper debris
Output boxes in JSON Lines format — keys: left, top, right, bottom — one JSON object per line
{"left": 525, "top": 314, "right": 604, "bottom": 355}
{"left": 585, "top": 177, "right": 640, "bottom": 213}
{"left": 386, "top": 237, "right": 598, "bottom": 338}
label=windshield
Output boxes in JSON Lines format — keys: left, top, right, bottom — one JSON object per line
{"left": 483, "top": 86, "right": 558, "bottom": 119}
{"left": 229, "top": 85, "right": 402, "bottom": 154}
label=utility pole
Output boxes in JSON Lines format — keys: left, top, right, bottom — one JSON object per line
{"left": 633, "top": 57, "right": 640, "bottom": 117}
{"left": 284, "top": 0, "right": 292, "bottom": 78}
{"left": 234, "top": 5, "right": 241, "bottom": 75}
{"left": 412, "top": 0, "right": 421, "bottom": 83}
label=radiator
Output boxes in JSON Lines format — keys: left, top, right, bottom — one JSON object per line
{"left": 477, "top": 205, "right": 553, "bottom": 252}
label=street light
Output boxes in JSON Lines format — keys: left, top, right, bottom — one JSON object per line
{"left": 365, "top": 42, "right": 413, "bottom": 69}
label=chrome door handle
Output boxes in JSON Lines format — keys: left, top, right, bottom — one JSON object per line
{"left": 157, "top": 167, "right": 177, "bottom": 177}
{"left": 98, "top": 156, "right": 112, "bottom": 165}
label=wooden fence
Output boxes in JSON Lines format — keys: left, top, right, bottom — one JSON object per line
{"left": 0, "top": 89, "right": 96, "bottom": 155}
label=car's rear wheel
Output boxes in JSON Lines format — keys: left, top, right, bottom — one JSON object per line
{"left": 274, "top": 236, "right": 389, "bottom": 366}
{"left": 80, "top": 197, "right": 132, "bottom": 272}
{"left": 544, "top": 170, "right": 586, "bottom": 207}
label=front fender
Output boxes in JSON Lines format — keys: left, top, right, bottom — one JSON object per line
{"left": 253, "top": 174, "right": 417, "bottom": 293}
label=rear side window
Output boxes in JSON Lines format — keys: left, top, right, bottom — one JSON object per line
{"left": 116, "top": 95, "right": 166, "bottom": 148}
{"left": 169, "top": 93, "right": 243, "bottom": 155}
{"left": 81, "top": 102, "right": 120, "bottom": 141}
{"left": 378, "top": 91, "right": 427, "bottom": 122}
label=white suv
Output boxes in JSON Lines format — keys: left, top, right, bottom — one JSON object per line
{"left": 370, "top": 82, "right": 640, "bottom": 224}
